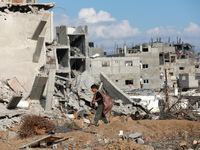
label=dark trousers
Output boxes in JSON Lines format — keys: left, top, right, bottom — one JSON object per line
{"left": 94, "top": 104, "right": 108, "bottom": 126}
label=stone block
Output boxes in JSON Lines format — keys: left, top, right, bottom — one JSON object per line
{"left": 137, "top": 138, "right": 144, "bottom": 145}
{"left": 129, "top": 132, "right": 143, "bottom": 139}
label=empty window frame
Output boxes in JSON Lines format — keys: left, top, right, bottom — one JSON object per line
{"left": 181, "top": 55, "right": 186, "bottom": 59}
{"left": 195, "top": 73, "right": 200, "bottom": 80}
{"left": 142, "top": 48, "right": 148, "bottom": 52}
{"left": 125, "top": 80, "right": 133, "bottom": 85}
{"left": 165, "top": 60, "right": 170, "bottom": 62}
{"left": 195, "top": 65, "right": 199, "bottom": 68}
{"left": 143, "top": 79, "right": 149, "bottom": 84}
{"left": 179, "top": 67, "right": 185, "bottom": 70}
{"left": 171, "top": 56, "right": 176, "bottom": 62}
{"left": 143, "top": 64, "right": 148, "bottom": 69}
{"left": 125, "top": 61, "right": 133, "bottom": 66}
{"left": 169, "top": 72, "right": 174, "bottom": 76}
{"left": 102, "top": 61, "right": 110, "bottom": 67}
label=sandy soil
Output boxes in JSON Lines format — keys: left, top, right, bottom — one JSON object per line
{"left": 0, "top": 115, "right": 200, "bottom": 150}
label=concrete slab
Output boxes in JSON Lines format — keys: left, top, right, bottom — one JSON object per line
{"left": 30, "top": 75, "right": 48, "bottom": 100}
{"left": 19, "top": 134, "right": 62, "bottom": 149}
{"left": 7, "top": 77, "right": 27, "bottom": 93}
{"left": 31, "top": 13, "right": 49, "bottom": 40}
{"left": 100, "top": 72, "right": 132, "bottom": 104}
{"left": 129, "top": 132, "right": 143, "bottom": 139}
{"left": 6, "top": 93, "right": 23, "bottom": 109}
{"left": 33, "top": 27, "right": 47, "bottom": 63}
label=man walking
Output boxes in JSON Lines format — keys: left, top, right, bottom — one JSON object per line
{"left": 91, "top": 84, "right": 109, "bottom": 126}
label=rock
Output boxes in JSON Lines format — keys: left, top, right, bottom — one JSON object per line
{"left": 184, "top": 131, "right": 188, "bottom": 141}
{"left": 193, "top": 140, "right": 198, "bottom": 145}
{"left": 180, "top": 141, "right": 187, "bottom": 147}
{"left": 104, "top": 139, "right": 109, "bottom": 143}
{"left": 79, "top": 100, "right": 85, "bottom": 107}
{"left": 137, "top": 138, "right": 144, "bottom": 145}
{"left": 193, "top": 140, "right": 198, "bottom": 149}
{"left": 83, "top": 118, "right": 90, "bottom": 124}
{"left": 53, "top": 144, "right": 57, "bottom": 149}
{"left": 122, "top": 135, "right": 128, "bottom": 140}
{"left": 8, "top": 131, "right": 17, "bottom": 140}
{"left": 129, "top": 132, "right": 143, "bottom": 139}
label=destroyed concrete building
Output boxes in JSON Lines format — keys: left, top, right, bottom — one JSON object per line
{"left": 0, "top": 1, "right": 54, "bottom": 92}
{"left": 110, "top": 37, "right": 200, "bottom": 91}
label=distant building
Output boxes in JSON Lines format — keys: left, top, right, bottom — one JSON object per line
{"left": 98, "top": 37, "right": 200, "bottom": 91}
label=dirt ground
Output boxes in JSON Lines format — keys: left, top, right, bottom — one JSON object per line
{"left": 0, "top": 115, "right": 200, "bottom": 150}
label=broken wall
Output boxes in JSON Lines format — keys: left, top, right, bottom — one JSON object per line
{"left": 0, "top": 8, "right": 53, "bottom": 92}
{"left": 125, "top": 45, "right": 160, "bottom": 89}
{"left": 90, "top": 57, "right": 140, "bottom": 90}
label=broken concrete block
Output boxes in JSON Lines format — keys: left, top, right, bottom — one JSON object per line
{"left": 137, "top": 138, "right": 144, "bottom": 145}
{"left": 20, "top": 135, "right": 62, "bottom": 149}
{"left": 79, "top": 100, "right": 85, "bottom": 107}
{"left": 7, "top": 77, "right": 27, "bottom": 93}
{"left": 179, "top": 141, "right": 187, "bottom": 148}
{"left": 7, "top": 93, "right": 22, "bottom": 109}
{"left": 83, "top": 118, "right": 90, "bottom": 124}
{"left": 31, "top": 13, "right": 49, "bottom": 40}
{"left": 32, "top": 28, "right": 47, "bottom": 63}
{"left": 8, "top": 131, "right": 17, "bottom": 140}
{"left": 100, "top": 72, "right": 132, "bottom": 104}
{"left": 129, "top": 132, "right": 143, "bottom": 140}
{"left": 30, "top": 75, "right": 48, "bottom": 100}
{"left": 53, "top": 144, "right": 57, "bottom": 149}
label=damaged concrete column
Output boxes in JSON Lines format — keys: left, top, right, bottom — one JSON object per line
{"left": 45, "top": 69, "right": 56, "bottom": 111}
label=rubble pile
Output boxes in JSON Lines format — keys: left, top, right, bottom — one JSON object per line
{"left": 0, "top": 1, "right": 200, "bottom": 150}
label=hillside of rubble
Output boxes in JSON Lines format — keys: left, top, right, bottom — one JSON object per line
{"left": 0, "top": 114, "right": 200, "bottom": 150}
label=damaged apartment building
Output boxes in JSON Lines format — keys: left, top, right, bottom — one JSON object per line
{"left": 0, "top": 0, "right": 55, "bottom": 111}
{"left": 111, "top": 37, "right": 200, "bottom": 91}
{"left": 0, "top": 0, "right": 54, "bottom": 92}
{"left": 55, "top": 25, "right": 200, "bottom": 94}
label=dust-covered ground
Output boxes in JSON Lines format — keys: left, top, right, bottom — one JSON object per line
{"left": 0, "top": 114, "right": 200, "bottom": 150}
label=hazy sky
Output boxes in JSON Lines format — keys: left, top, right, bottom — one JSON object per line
{"left": 39, "top": 0, "right": 200, "bottom": 53}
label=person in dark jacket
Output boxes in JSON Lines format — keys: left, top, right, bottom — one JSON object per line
{"left": 130, "top": 111, "right": 150, "bottom": 120}
{"left": 91, "top": 84, "right": 109, "bottom": 126}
